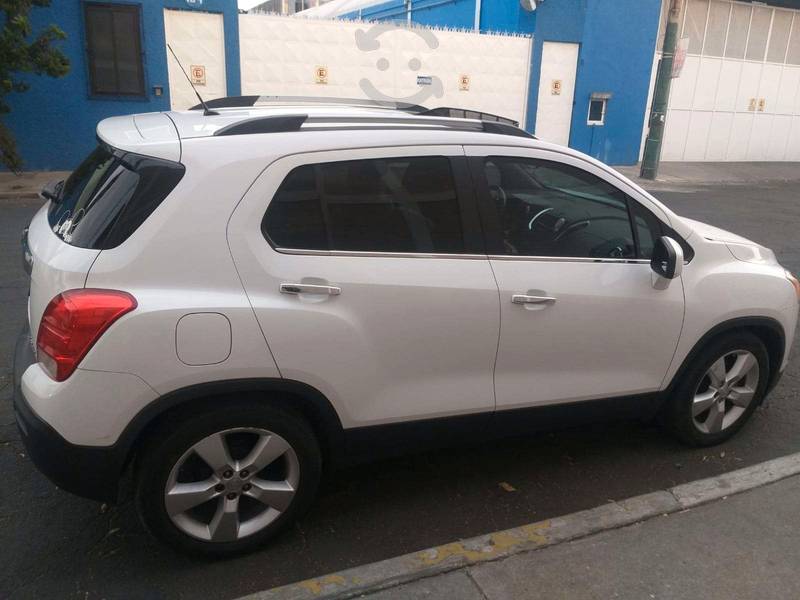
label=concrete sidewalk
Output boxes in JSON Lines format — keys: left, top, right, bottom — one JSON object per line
{"left": 244, "top": 454, "right": 800, "bottom": 600}
{"left": 0, "top": 171, "right": 69, "bottom": 200}
{"left": 615, "top": 161, "right": 800, "bottom": 190}
{"left": 366, "top": 473, "right": 800, "bottom": 600}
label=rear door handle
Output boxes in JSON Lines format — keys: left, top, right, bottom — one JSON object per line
{"left": 280, "top": 283, "right": 341, "bottom": 296}
{"left": 511, "top": 294, "right": 557, "bottom": 305}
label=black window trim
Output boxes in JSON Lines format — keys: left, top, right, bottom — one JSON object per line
{"left": 469, "top": 152, "right": 693, "bottom": 264}
{"left": 83, "top": 2, "right": 146, "bottom": 98}
{"left": 262, "top": 154, "right": 486, "bottom": 258}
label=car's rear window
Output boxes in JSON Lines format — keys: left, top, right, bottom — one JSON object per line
{"left": 48, "top": 144, "right": 185, "bottom": 249}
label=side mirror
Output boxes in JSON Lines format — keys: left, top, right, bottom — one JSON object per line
{"left": 40, "top": 179, "right": 64, "bottom": 203}
{"left": 651, "top": 236, "right": 684, "bottom": 279}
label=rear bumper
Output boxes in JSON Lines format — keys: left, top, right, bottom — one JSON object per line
{"left": 12, "top": 327, "right": 123, "bottom": 503}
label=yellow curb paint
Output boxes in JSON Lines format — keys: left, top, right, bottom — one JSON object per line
{"left": 415, "top": 521, "right": 551, "bottom": 567}
{"left": 297, "top": 574, "right": 347, "bottom": 595}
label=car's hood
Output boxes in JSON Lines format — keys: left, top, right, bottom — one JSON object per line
{"left": 681, "top": 217, "right": 755, "bottom": 244}
{"left": 682, "top": 217, "right": 777, "bottom": 265}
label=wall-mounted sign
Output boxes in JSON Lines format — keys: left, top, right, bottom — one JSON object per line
{"left": 551, "top": 79, "right": 562, "bottom": 95}
{"left": 190, "top": 65, "right": 206, "bottom": 85}
{"left": 185, "top": 0, "right": 203, "bottom": 6}
{"left": 459, "top": 74, "right": 470, "bottom": 91}
{"left": 417, "top": 75, "right": 433, "bottom": 86}
{"left": 671, "top": 37, "right": 690, "bottom": 78}
{"left": 315, "top": 66, "right": 328, "bottom": 84}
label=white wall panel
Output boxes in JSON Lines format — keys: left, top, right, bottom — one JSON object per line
{"left": 776, "top": 66, "right": 800, "bottom": 114}
{"left": 714, "top": 60, "right": 742, "bottom": 111}
{"left": 758, "top": 64, "right": 783, "bottom": 111}
{"left": 238, "top": 14, "right": 532, "bottom": 127}
{"left": 727, "top": 113, "right": 754, "bottom": 161}
{"left": 669, "top": 56, "right": 701, "bottom": 109}
{"left": 747, "top": 113, "right": 773, "bottom": 159}
{"left": 705, "top": 111, "right": 734, "bottom": 160}
{"left": 693, "top": 59, "right": 722, "bottom": 110}
{"left": 684, "top": 111, "right": 713, "bottom": 160}
{"left": 787, "top": 117, "right": 800, "bottom": 160}
{"left": 662, "top": 110, "right": 691, "bottom": 160}
{"left": 766, "top": 114, "right": 792, "bottom": 159}
{"left": 736, "top": 62, "right": 763, "bottom": 111}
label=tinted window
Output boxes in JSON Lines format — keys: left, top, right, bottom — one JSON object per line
{"left": 263, "top": 157, "right": 465, "bottom": 253}
{"left": 484, "top": 157, "right": 636, "bottom": 259}
{"left": 84, "top": 3, "right": 145, "bottom": 96}
{"left": 48, "top": 145, "right": 185, "bottom": 249}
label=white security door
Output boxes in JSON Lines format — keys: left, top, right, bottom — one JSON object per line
{"left": 466, "top": 145, "right": 685, "bottom": 410}
{"left": 535, "top": 42, "right": 579, "bottom": 145}
{"left": 227, "top": 147, "right": 499, "bottom": 429}
{"left": 164, "top": 9, "right": 227, "bottom": 110}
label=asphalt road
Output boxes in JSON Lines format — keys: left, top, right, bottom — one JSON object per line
{"left": 1, "top": 182, "right": 799, "bottom": 599}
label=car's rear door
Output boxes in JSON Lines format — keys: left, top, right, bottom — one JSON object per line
{"left": 228, "top": 146, "right": 499, "bottom": 431}
{"left": 466, "top": 145, "right": 685, "bottom": 414}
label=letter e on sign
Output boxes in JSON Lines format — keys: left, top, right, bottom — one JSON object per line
{"left": 316, "top": 66, "right": 328, "bottom": 84}
{"left": 190, "top": 65, "right": 206, "bottom": 86}
{"left": 551, "top": 79, "right": 562, "bottom": 95}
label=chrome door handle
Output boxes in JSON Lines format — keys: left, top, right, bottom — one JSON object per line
{"left": 511, "top": 294, "right": 557, "bottom": 305}
{"left": 280, "top": 283, "right": 341, "bottom": 296}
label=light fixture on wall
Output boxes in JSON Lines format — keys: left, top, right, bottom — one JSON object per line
{"left": 520, "top": 0, "right": 543, "bottom": 11}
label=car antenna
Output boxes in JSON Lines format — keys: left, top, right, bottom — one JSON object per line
{"left": 166, "top": 44, "right": 218, "bottom": 116}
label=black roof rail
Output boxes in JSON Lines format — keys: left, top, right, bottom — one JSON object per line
{"left": 420, "top": 107, "right": 520, "bottom": 126}
{"left": 192, "top": 95, "right": 426, "bottom": 112}
{"left": 214, "top": 114, "right": 308, "bottom": 136}
{"left": 211, "top": 113, "right": 534, "bottom": 139}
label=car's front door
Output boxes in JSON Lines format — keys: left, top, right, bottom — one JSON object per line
{"left": 466, "top": 145, "right": 685, "bottom": 412}
{"left": 228, "top": 146, "right": 499, "bottom": 430}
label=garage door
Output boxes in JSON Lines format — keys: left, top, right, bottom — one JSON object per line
{"left": 654, "top": 0, "right": 800, "bottom": 162}
{"left": 164, "top": 9, "right": 227, "bottom": 111}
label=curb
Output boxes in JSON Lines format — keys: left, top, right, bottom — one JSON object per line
{"left": 239, "top": 452, "right": 800, "bottom": 600}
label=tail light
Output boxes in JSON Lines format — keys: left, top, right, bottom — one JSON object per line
{"left": 37, "top": 289, "right": 137, "bottom": 382}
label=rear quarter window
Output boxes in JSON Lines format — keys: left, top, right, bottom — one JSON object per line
{"left": 48, "top": 145, "right": 185, "bottom": 249}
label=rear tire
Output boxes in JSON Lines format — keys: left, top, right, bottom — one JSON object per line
{"left": 664, "top": 332, "right": 769, "bottom": 447}
{"left": 135, "top": 401, "right": 321, "bottom": 557}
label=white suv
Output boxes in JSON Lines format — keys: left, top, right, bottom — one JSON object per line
{"left": 13, "top": 98, "right": 799, "bottom": 555}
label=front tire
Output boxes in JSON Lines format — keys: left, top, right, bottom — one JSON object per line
{"left": 135, "top": 401, "right": 321, "bottom": 556}
{"left": 665, "top": 332, "right": 769, "bottom": 447}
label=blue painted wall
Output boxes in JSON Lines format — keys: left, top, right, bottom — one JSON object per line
{"left": 6, "top": 0, "right": 240, "bottom": 171}
{"left": 568, "top": 0, "right": 662, "bottom": 165}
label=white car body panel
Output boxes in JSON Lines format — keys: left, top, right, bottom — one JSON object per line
{"left": 465, "top": 144, "right": 686, "bottom": 408}
{"left": 17, "top": 105, "right": 799, "bottom": 450}
{"left": 227, "top": 146, "right": 499, "bottom": 427}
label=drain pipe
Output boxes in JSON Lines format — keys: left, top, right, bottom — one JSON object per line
{"left": 473, "top": 0, "right": 481, "bottom": 31}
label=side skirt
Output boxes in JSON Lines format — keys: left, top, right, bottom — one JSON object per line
{"left": 342, "top": 392, "right": 665, "bottom": 465}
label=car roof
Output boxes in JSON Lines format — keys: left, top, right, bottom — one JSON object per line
{"left": 95, "top": 103, "right": 541, "bottom": 163}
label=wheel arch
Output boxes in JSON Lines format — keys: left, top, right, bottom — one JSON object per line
{"left": 117, "top": 378, "right": 346, "bottom": 476}
{"left": 666, "top": 316, "right": 786, "bottom": 398}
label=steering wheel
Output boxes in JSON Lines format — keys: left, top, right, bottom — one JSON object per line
{"left": 553, "top": 219, "right": 590, "bottom": 243}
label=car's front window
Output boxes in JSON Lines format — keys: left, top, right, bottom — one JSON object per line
{"left": 484, "top": 157, "right": 647, "bottom": 260}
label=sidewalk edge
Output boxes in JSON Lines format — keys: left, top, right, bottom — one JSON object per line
{"left": 240, "top": 452, "right": 800, "bottom": 600}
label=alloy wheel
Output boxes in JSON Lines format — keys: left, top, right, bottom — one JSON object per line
{"left": 164, "top": 427, "right": 300, "bottom": 542}
{"left": 692, "top": 350, "right": 760, "bottom": 435}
